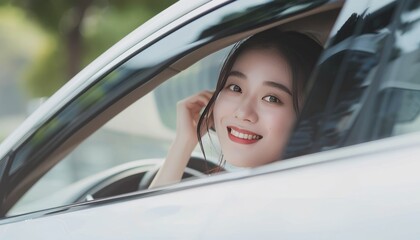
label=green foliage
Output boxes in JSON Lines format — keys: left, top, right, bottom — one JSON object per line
{"left": 24, "top": 42, "right": 66, "bottom": 97}
{"left": 81, "top": 5, "right": 157, "bottom": 67}
{"left": 2, "top": 0, "right": 176, "bottom": 97}
{"left": 1, "top": 0, "right": 76, "bottom": 33}
{"left": 0, "top": 5, "right": 55, "bottom": 97}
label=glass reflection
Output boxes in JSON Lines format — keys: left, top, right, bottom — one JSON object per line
{"left": 285, "top": 1, "right": 399, "bottom": 157}
{"left": 378, "top": 0, "right": 420, "bottom": 136}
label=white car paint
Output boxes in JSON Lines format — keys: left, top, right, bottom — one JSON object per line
{"left": 1, "top": 132, "right": 420, "bottom": 239}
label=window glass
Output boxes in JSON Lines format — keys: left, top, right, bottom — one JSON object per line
{"left": 285, "top": 0, "right": 400, "bottom": 157}
{"left": 375, "top": 0, "right": 420, "bottom": 137}
{"left": 8, "top": 47, "right": 230, "bottom": 216}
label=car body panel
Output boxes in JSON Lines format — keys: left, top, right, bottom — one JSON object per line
{"left": 1, "top": 133, "right": 420, "bottom": 239}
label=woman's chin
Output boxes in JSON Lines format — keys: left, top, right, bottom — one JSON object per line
{"left": 224, "top": 152, "right": 280, "bottom": 168}
{"left": 225, "top": 156, "right": 258, "bottom": 168}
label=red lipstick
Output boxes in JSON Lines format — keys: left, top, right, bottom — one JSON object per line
{"left": 227, "top": 126, "right": 262, "bottom": 144}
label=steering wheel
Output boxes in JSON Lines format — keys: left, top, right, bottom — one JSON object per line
{"left": 138, "top": 156, "right": 222, "bottom": 190}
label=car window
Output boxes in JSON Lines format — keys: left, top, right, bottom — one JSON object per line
{"left": 377, "top": 0, "right": 420, "bottom": 137}
{"left": 1, "top": 0, "right": 342, "bottom": 218}
{"left": 285, "top": 0, "right": 420, "bottom": 158}
{"left": 8, "top": 47, "right": 230, "bottom": 216}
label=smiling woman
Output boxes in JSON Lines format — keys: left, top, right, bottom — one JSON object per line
{"left": 150, "top": 28, "right": 323, "bottom": 188}
{"left": 213, "top": 46, "right": 295, "bottom": 168}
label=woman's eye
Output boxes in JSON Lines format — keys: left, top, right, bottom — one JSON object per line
{"left": 228, "top": 84, "right": 242, "bottom": 93}
{"left": 263, "top": 95, "right": 282, "bottom": 104}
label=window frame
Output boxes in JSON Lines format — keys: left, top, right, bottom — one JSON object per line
{"left": 0, "top": 0, "right": 341, "bottom": 218}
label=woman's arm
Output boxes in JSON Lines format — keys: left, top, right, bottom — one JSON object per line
{"left": 149, "top": 90, "right": 213, "bottom": 188}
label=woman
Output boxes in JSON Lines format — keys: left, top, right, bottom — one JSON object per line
{"left": 150, "top": 28, "right": 323, "bottom": 188}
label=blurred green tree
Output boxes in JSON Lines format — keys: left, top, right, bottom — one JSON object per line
{"left": 0, "top": 0, "right": 176, "bottom": 97}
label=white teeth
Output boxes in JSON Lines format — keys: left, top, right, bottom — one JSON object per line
{"left": 230, "top": 129, "right": 261, "bottom": 140}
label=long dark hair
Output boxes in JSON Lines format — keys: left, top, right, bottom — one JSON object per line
{"left": 197, "top": 28, "right": 323, "bottom": 170}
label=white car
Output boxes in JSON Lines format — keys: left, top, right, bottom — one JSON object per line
{"left": 1, "top": 0, "right": 420, "bottom": 239}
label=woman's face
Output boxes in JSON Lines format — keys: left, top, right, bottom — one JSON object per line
{"left": 213, "top": 47, "right": 296, "bottom": 167}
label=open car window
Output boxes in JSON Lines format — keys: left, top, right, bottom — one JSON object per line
{"left": 1, "top": 0, "right": 343, "bottom": 218}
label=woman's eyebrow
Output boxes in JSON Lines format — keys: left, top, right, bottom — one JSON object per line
{"left": 228, "top": 70, "right": 246, "bottom": 78}
{"left": 264, "top": 81, "right": 292, "bottom": 96}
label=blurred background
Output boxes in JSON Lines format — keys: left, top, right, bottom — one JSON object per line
{"left": 0, "top": 0, "right": 176, "bottom": 142}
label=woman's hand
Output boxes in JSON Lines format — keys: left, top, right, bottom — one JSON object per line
{"left": 149, "top": 90, "right": 214, "bottom": 189}
{"left": 175, "top": 90, "right": 213, "bottom": 145}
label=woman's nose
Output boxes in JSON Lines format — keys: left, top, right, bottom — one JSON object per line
{"left": 234, "top": 99, "right": 258, "bottom": 123}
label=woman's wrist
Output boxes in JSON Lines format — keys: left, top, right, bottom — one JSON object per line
{"left": 149, "top": 133, "right": 197, "bottom": 189}
{"left": 174, "top": 132, "right": 198, "bottom": 148}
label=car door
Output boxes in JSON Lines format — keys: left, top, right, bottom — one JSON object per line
{"left": 0, "top": 0, "right": 344, "bottom": 239}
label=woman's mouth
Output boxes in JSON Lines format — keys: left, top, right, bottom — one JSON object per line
{"left": 227, "top": 126, "right": 262, "bottom": 144}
